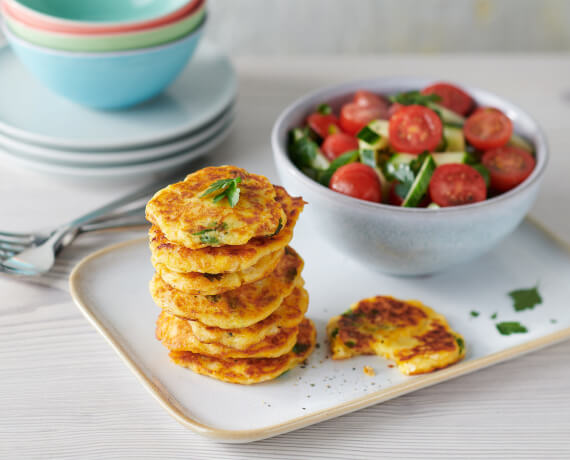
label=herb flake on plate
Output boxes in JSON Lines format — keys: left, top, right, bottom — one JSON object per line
{"left": 496, "top": 321, "right": 528, "bottom": 336}
{"left": 508, "top": 285, "right": 542, "bottom": 312}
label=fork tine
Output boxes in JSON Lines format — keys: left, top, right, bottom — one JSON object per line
{"left": 0, "top": 231, "right": 35, "bottom": 243}
{"left": 0, "top": 240, "right": 33, "bottom": 251}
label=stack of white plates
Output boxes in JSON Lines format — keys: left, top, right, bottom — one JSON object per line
{"left": 0, "top": 40, "right": 236, "bottom": 182}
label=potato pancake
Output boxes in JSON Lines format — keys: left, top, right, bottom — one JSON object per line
{"left": 156, "top": 312, "right": 299, "bottom": 358}
{"left": 148, "top": 186, "right": 305, "bottom": 274}
{"left": 149, "top": 246, "right": 304, "bottom": 329}
{"left": 183, "top": 285, "right": 308, "bottom": 349}
{"left": 145, "top": 166, "right": 286, "bottom": 249}
{"left": 169, "top": 318, "right": 316, "bottom": 384}
{"left": 153, "top": 247, "right": 283, "bottom": 295}
{"left": 327, "top": 296, "right": 465, "bottom": 375}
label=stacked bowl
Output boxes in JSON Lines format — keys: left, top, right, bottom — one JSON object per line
{"left": 1, "top": 0, "right": 207, "bottom": 109}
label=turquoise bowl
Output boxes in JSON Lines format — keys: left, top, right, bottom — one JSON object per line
{"left": 2, "top": 17, "right": 206, "bottom": 110}
{"left": 272, "top": 77, "right": 548, "bottom": 276}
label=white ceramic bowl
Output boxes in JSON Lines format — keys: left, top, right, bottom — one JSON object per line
{"left": 272, "top": 77, "right": 548, "bottom": 276}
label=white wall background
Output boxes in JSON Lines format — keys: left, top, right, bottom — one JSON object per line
{"left": 206, "top": 0, "right": 570, "bottom": 55}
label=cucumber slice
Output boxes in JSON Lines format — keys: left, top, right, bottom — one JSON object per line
{"left": 312, "top": 152, "right": 330, "bottom": 170}
{"left": 427, "top": 102, "right": 466, "bottom": 126}
{"left": 432, "top": 152, "right": 469, "bottom": 165}
{"left": 443, "top": 126, "right": 465, "bottom": 151}
{"left": 390, "top": 152, "right": 467, "bottom": 168}
{"left": 357, "top": 120, "right": 389, "bottom": 151}
{"left": 427, "top": 203, "right": 441, "bottom": 209}
{"left": 508, "top": 133, "right": 535, "bottom": 154}
{"left": 402, "top": 155, "right": 436, "bottom": 207}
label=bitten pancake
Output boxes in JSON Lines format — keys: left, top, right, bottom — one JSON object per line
{"left": 169, "top": 318, "right": 316, "bottom": 384}
{"left": 184, "top": 286, "right": 308, "bottom": 349}
{"left": 156, "top": 312, "right": 299, "bottom": 358}
{"left": 149, "top": 186, "right": 305, "bottom": 274}
{"left": 145, "top": 166, "right": 286, "bottom": 249}
{"left": 149, "top": 246, "right": 304, "bottom": 329}
{"left": 327, "top": 296, "right": 465, "bottom": 375}
{"left": 153, "top": 248, "right": 283, "bottom": 295}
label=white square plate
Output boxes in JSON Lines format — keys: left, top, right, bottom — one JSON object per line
{"left": 70, "top": 219, "right": 570, "bottom": 442}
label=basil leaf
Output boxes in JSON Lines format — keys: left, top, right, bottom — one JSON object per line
{"left": 389, "top": 90, "right": 441, "bottom": 106}
{"left": 288, "top": 129, "right": 319, "bottom": 169}
{"left": 316, "top": 103, "right": 332, "bottom": 115}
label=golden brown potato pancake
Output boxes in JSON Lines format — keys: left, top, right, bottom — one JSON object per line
{"left": 145, "top": 166, "right": 286, "bottom": 249}
{"left": 169, "top": 318, "right": 316, "bottom": 384}
{"left": 156, "top": 312, "right": 299, "bottom": 358}
{"left": 327, "top": 296, "right": 465, "bottom": 375}
{"left": 148, "top": 186, "right": 305, "bottom": 274}
{"left": 180, "top": 285, "right": 308, "bottom": 349}
{"left": 149, "top": 246, "right": 304, "bottom": 329}
{"left": 152, "top": 247, "right": 283, "bottom": 295}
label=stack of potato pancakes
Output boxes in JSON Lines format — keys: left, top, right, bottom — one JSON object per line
{"left": 145, "top": 166, "right": 316, "bottom": 384}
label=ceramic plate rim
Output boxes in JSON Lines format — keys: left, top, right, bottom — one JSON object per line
{"left": 0, "top": 41, "right": 236, "bottom": 150}
{"left": 68, "top": 218, "right": 570, "bottom": 443}
{"left": 0, "top": 105, "right": 234, "bottom": 165}
{"left": 0, "top": 116, "right": 234, "bottom": 177}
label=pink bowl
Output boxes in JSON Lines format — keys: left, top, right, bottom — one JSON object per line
{"left": 3, "top": 0, "right": 202, "bottom": 35}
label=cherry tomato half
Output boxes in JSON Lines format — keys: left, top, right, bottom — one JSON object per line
{"left": 321, "top": 132, "right": 359, "bottom": 161}
{"left": 354, "top": 90, "right": 389, "bottom": 108}
{"left": 429, "top": 164, "right": 487, "bottom": 207}
{"left": 463, "top": 107, "right": 512, "bottom": 150}
{"left": 340, "top": 103, "right": 387, "bottom": 136}
{"left": 330, "top": 163, "right": 381, "bottom": 202}
{"left": 388, "top": 105, "right": 443, "bottom": 154}
{"left": 307, "top": 113, "right": 339, "bottom": 139}
{"left": 482, "top": 145, "right": 535, "bottom": 192}
{"left": 388, "top": 102, "right": 404, "bottom": 118}
{"left": 421, "top": 82, "right": 473, "bottom": 116}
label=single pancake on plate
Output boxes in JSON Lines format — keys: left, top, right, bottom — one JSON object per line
{"left": 178, "top": 285, "right": 308, "bottom": 349}
{"left": 145, "top": 166, "right": 286, "bottom": 249}
{"left": 156, "top": 311, "right": 299, "bottom": 358}
{"left": 149, "top": 246, "right": 304, "bottom": 329}
{"left": 148, "top": 186, "right": 305, "bottom": 274}
{"left": 327, "top": 296, "right": 465, "bottom": 375}
{"left": 169, "top": 318, "right": 316, "bottom": 385}
{"left": 152, "top": 247, "right": 283, "bottom": 295}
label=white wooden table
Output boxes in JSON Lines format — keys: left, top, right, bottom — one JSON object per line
{"left": 1, "top": 54, "right": 570, "bottom": 459}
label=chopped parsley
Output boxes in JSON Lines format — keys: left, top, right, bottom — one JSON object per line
{"left": 455, "top": 337, "right": 465, "bottom": 354}
{"left": 200, "top": 177, "right": 242, "bottom": 207}
{"left": 198, "top": 233, "right": 219, "bottom": 245}
{"left": 470, "top": 310, "right": 480, "bottom": 317}
{"left": 344, "top": 340, "right": 356, "bottom": 348}
{"left": 508, "top": 285, "right": 542, "bottom": 312}
{"left": 269, "top": 218, "right": 283, "bottom": 237}
{"left": 496, "top": 321, "right": 528, "bottom": 336}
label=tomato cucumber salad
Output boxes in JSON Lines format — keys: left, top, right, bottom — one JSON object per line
{"left": 287, "top": 82, "right": 536, "bottom": 208}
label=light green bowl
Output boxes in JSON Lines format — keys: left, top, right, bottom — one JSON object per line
{"left": 3, "top": 4, "right": 206, "bottom": 52}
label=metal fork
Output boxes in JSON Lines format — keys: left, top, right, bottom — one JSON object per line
{"left": 0, "top": 173, "right": 182, "bottom": 276}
